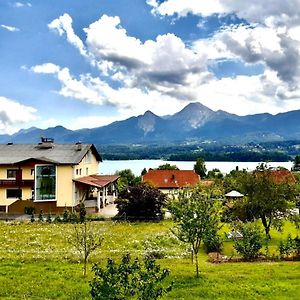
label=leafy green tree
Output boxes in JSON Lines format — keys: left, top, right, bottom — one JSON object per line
{"left": 239, "top": 168, "right": 297, "bottom": 239}
{"left": 168, "top": 187, "right": 221, "bottom": 277}
{"left": 90, "top": 253, "right": 172, "bottom": 300}
{"left": 207, "top": 168, "right": 223, "bottom": 179}
{"left": 116, "top": 183, "right": 166, "bottom": 221}
{"left": 194, "top": 158, "right": 206, "bottom": 178}
{"left": 157, "top": 163, "right": 179, "bottom": 170}
{"left": 116, "top": 169, "right": 141, "bottom": 192}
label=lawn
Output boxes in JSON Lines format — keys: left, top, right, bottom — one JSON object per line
{"left": 0, "top": 220, "right": 299, "bottom": 299}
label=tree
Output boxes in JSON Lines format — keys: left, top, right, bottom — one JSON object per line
{"left": 69, "top": 222, "right": 104, "bottom": 276}
{"left": 115, "top": 169, "right": 141, "bottom": 192}
{"left": 194, "top": 158, "right": 206, "bottom": 178}
{"left": 157, "top": 163, "right": 179, "bottom": 170}
{"left": 116, "top": 183, "right": 166, "bottom": 220}
{"left": 90, "top": 253, "right": 172, "bottom": 300}
{"left": 141, "top": 167, "right": 147, "bottom": 176}
{"left": 207, "top": 168, "right": 223, "bottom": 179}
{"left": 239, "top": 168, "right": 297, "bottom": 239}
{"left": 168, "top": 187, "right": 220, "bottom": 277}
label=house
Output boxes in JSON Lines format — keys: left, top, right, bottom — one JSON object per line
{"left": 142, "top": 169, "right": 201, "bottom": 195}
{"left": 0, "top": 138, "right": 119, "bottom": 214}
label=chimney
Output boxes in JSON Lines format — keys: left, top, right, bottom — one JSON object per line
{"left": 75, "top": 141, "right": 82, "bottom": 151}
{"left": 37, "top": 137, "right": 54, "bottom": 149}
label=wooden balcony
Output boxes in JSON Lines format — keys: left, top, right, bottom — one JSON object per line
{"left": 0, "top": 179, "right": 34, "bottom": 188}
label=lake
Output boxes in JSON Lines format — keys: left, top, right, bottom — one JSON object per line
{"left": 99, "top": 160, "right": 294, "bottom": 176}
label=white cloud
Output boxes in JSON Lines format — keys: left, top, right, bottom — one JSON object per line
{"left": 31, "top": 63, "right": 186, "bottom": 118}
{"left": 48, "top": 13, "right": 87, "bottom": 57}
{"left": 13, "top": 2, "right": 32, "bottom": 8}
{"left": 31, "top": 63, "right": 61, "bottom": 74}
{"left": 0, "top": 25, "right": 20, "bottom": 32}
{"left": 40, "top": 12, "right": 300, "bottom": 118}
{"left": 0, "top": 96, "right": 37, "bottom": 134}
{"left": 148, "top": 0, "right": 300, "bottom": 26}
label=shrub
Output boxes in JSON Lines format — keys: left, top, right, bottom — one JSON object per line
{"left": 90, "top": 254, "right": 172, "bottom": 300}
{"left": 233, "top": 223, "right": 263, "bottom": 259}
{"left": 279, "top": 234, "right": 300, "bottom": 258}
{"left": 116, "top": 183, "right": 166, "bottom": 221}
{"left": 203, "top": 226, "right": 223, "bottom": 253}
{"left": 24, "top": 206, "right": 35, "bottom": 215}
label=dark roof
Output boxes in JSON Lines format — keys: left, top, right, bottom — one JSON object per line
{"left": 142, "top": 170, "right": 200, "bottom": 189}
{"left": 0, "top": 143, "right": 102, "bottom": 165}
{"left": 74, "top": 175, "right": 120, "bottom": 188}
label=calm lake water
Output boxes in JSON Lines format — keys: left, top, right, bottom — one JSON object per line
{"left": 99, "top": 160, "right": 293, "bottom": 176}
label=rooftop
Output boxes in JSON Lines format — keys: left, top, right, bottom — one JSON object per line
{"left": 0, "top": 140, "right": 102, "bottom": 165}
{"left": 142, "top": 169, "right": 200, "bottom": 189}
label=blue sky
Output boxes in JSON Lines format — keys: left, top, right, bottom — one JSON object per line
{"left": 1, "top": 0, "right": 300, "bottom": 134}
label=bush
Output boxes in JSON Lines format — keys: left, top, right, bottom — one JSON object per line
{"left": 203, "top": 226, "right": 223, "bottom": 253}
{"left": 90, "top": 254, "right": 172, "bottom": 300}
{"left": 24, "top": 206, "right": 35, "bottom": 215}
{"left": 279, "top": 234, "right": 300, "bottom": 258}
{"left": 233, "top": 223, "right": 263, "bottom": 259}
{"left": 116, "top": 183, "right": 166, "bottom": 221}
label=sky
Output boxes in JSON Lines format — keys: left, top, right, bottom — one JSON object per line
{"left": 1, "top": 0, "right": 300, "bottom": 134}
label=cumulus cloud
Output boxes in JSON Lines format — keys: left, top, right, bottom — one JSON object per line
{"left": 31, "top": 63, "right": 186, "bottom": 118}
{"left": 48, "top": 13, "right": 87, "bottom": 57}
{"left": 41, "top": 11, "right": 300, "bottom": 119}
{"left": 0, "top": 96, "right": 37, "bottom": 134}
{"left": 0, "top": 25, "right": 20, "bottom": 32}
{"left": 147, "top": 0, "right": 300, "bottom": 26}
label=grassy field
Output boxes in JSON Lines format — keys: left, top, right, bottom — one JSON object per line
{"left": 0, "top": 220, "right": 299, "bottom": 299}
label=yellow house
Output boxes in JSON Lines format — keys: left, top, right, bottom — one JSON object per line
{"left": 0, "top": 138, "right": 119, "bottom": 214}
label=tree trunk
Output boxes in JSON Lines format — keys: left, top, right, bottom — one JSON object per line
{"left": 195, "top": 252, "right": 199, "bottom": 278}
{"left": 83, "top": 257, "right": 87, "bottom": 277}
{"left": 261, "top": 215, "right": 271, "bottom": 239}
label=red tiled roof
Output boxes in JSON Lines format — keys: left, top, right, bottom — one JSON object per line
{"left": 255, "top": 169, "right": 296, "bottom": 184}
{"left": 270, "top": 170, "right": 296, "bottom": 184}
{"left": 142, "top": 170, "right": 200, "bottom": 189}
{"left": 74, "top": 175, "right": 119, "bottom": 188}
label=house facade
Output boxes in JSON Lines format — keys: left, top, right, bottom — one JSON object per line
{"left": 0, "top": 139, "right": 118, "bottom": 214}
{"left": 142, "top": 169, "right": 201, "bottom": 196}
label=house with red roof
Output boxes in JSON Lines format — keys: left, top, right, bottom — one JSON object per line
{"left": 142, "top": 169, "right": 201, "bottom": 195}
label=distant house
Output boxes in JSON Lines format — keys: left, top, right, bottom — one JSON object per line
{"left": 142, "top": 169, "right": 201, "bottom": 195}
{"left": 0, "top": 138, "right": 119, "bottom": 214}
{"left": 255, "top": 169, "right": 296, "bottom": 184}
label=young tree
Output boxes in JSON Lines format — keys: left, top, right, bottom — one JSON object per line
{"left": 69, "top": 222, "right": 104, "bottom": 276}
{"left": 240, "top": 168, "right": 297, "bottom": 239}
{"left": 168, "top": 187, "right": 220, "bottom": 277}
{"left": 194, "top": 158, "right": 207, "bottom": 178}
{"left": 116, "top": 183, "right": 166, "bottom": 220}
{"left": 90, "top": 253, "right": 172, "bottom": 300}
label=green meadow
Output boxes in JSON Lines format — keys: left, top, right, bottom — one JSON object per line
{"left": 0, "top": 220, "right": 299, "bottom": 300}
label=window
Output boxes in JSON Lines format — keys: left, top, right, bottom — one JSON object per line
{"left": 7, "top": 169, "right": 17, "bottom": 179}
{"left": 86, "top": 167, "right": 88, "bottom": 175}
{"left": 79, "top": 169, "right": 82, "bottom": 176}
{"left": 6, "top": 189, "right": 22, "bottom": 199}
{"left": 35, "top": 165, "right": 56, "bottom": 201}
{"left": 76, "top": 169, "right": 79, "bottom": 176}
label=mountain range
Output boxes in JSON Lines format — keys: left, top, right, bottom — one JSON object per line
{"left": 1, "top": 102, "right": 300, "bottom": 145}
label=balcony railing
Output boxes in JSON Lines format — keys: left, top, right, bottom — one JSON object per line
{"left": 0, "top": 179, "right": 34, "bottom": 187}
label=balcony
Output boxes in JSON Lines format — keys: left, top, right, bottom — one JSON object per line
{"left": 0, "top": 179, "right": 34, "bottom": 188}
